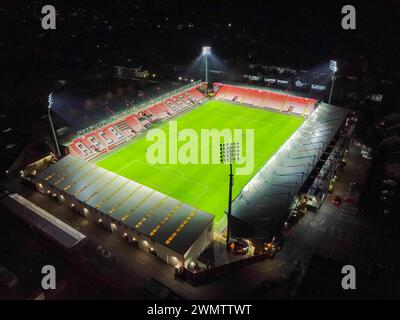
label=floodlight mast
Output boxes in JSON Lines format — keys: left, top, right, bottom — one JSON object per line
{"left": 48, "top": 93, "right": 61, "bottom": 158}
{"left": 328, "top": 60, "right": 337, "bottom": 104}
{"left": 220, "top": 142, "right": 240, "bottom": 251}
{"left": 202, "top": 46, "right": 211, "bottom": 85}
{"left": 205, "top": 54, "right": 208, "bottom": 84}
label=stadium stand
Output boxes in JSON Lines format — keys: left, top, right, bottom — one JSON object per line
{"left": 64, "top": 82, "right": 207, "bottom": 161}
{"left": 35, "top": 155, "right": 213, "bottom": 267}
{"left": 231, "top": 102, "right": 349, "bottom": 248}
{"left": 148, "top": 103, "right": 171, "bottom": 120}
{"left": 124, "top": 115, "right": 145, "bottom": 132}
{"left": 213, "top": 83, "right": 317, "bottom": 116}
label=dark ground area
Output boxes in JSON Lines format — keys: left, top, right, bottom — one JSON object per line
{"left": 0, "top": 205, "right": 129, "bottom": 300}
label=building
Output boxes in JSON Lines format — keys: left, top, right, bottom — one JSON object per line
{"left": 114, "top": 65, "right": 151, "bottom": 80}
{"left": 4, "top": 193, "right": 86, "bottom": 251}
{"left": 34, "top": 155, "right": 214, "bottom": 268}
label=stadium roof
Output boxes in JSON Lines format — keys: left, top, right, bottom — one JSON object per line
{"left": 4, "top": 193, "right": 86, "bottom": 250}
{"left": 59, "top": 80, "right": 207, "bottom": 146}
{"left": 231, "top": 102, "right": 348, "bottom": 240}
{"left": 36, "top": 155, "right": 214, "bottom": 255}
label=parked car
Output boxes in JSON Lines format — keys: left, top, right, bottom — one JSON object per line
{"left": 332, "top": 195, "right": 341, "bottom": 206}
{"left": 272, "top": 233, "right": 285, "bottom": 250}
{"left": 284, "top": 213, "right": 299, "bottom": 228}
{"left": 382, "top": 179, "right": 398, "bottom": 188}
{"left": 380, "top": 190, "right": 395, "bottom": 201}
{"left": 229, "top": 238, "right": 249, "bottom": 256}
{"left": 361, "top": 150, "right": 373, "bottom": 159}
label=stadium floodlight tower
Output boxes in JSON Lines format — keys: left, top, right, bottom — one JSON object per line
{"left": 328, "top": 60, "right": 338, "bottom": 104}
{"left": 202, "top": 46, "right": 212, "bottom": 85}
{"left": 220, "top": 142, "right": 240, "bottom": 251}
{"left": 48, "top": 93, "right": 61, "bottom": 158}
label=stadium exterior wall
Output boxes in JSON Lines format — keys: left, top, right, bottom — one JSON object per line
{"left": 183, "top": 223, "right": 213, "bottom": 266}
{"left": 34, "top": 178, "right": 212, "bottom": 269}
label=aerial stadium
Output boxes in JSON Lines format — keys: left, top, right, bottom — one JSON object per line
{"left": 32, "top": 51, "right": 349, "bottom": 270}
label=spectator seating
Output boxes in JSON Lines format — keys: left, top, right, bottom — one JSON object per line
{"left": 213, "top": 83, "right": 316, "bottom": 116}
{"left": 68, "top": 84, "right": 207, "bottom": 160}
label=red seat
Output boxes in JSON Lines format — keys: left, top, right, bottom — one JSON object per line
{"left": 214, "top": 83, "right": 316, "bottom": 115}
{"left": 67, "top": 83, "right": 208, "bottom": 160}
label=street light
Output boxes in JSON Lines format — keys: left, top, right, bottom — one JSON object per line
{"left": 328, "top": 60, "right": 337, "bottom": 104}
{"left": 48, "top": 93, "right": 61, "bottom": 157}
{"left": 202, "top": 46, "right": 211, "bottom": 85}
{"left": 220, "top": 142, "right": 240, "bottom": 251}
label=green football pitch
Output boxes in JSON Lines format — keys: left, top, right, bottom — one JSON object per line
{"left": 95, "top": 100, "right": 304, "bottom": 222}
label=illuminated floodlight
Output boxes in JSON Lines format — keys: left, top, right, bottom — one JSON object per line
{"left": 48, "top": 92, "right": 61, "bottom": 157}
{"left": 202, "top": 46, "right": 212, "bottom": 84}
{"left": 48, "top": 93, "right": 54, "bottom": 109}
{"left": 329, "top": 60, "right": 337, "bottom": 72}
{"left": 329, "top": 60, "right": 338, "bottom": 104}
{"left": 220, "top": 142, "right": 240, "bottom": 164}
{"left": 202, "top": 46, "right": 211, "bottom": 56}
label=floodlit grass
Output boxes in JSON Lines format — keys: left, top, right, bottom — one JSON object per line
{"left": 95, "top": 100, "right": 304, "bottom": 222}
